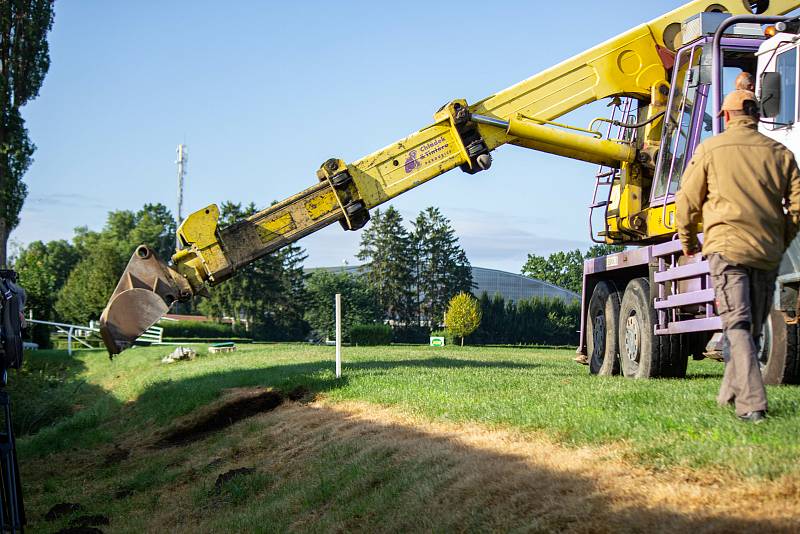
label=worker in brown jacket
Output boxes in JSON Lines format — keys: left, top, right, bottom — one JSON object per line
{"left": 677, "top": 89, "right": 800, "bottom": 423}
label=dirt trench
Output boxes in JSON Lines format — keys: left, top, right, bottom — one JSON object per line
{"left": 153, "top": 386, "right": 312, "bottom": 448}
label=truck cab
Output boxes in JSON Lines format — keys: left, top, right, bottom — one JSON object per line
{"left": 581, "top": 12, "right": 800, "bottom": 384}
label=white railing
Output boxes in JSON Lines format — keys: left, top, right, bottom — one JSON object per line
{"left": 27, "top": 319, "right": 164, "bottom": 355}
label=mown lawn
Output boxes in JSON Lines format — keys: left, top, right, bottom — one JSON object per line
{"left": 9, "top": 343, "right": 800, "bottom": 531}
{"left": 15, "top": 343, "right": 800, "bottom": 476}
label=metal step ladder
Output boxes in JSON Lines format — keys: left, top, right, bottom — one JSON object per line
{"left": 588, "top": 97, "right": 636, "bottom": 243}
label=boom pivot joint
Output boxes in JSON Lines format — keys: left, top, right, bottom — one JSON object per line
{"left": 317, "top": 158, "right": 370, "bottom": 231}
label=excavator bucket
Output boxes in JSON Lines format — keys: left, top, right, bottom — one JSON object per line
{"left": 99, "top": 245, "right": 190, "bottom": 355}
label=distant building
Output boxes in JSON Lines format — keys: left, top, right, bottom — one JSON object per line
{"left": 304, "top": 265, "right": 578, "bottom": 304}
{"left": 470, "top": 266, "right": 578, "bottom": 303}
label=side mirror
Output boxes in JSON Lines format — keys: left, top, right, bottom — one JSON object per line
{"left": 698, "top": 43, "right": 713, "bottom": 86}
{"left": 688, "top": 66, "right": 700, "bottom": 88}
{"left": 760, "top": 72, "right": 782, "bottom": 118}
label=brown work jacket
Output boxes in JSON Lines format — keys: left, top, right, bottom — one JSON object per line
{"left": 676, "top": 116, "right": 800, "bottom": 271}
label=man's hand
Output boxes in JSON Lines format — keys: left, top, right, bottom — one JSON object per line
{"left": 682, "top": 245, "right": 700, "bottom": 257}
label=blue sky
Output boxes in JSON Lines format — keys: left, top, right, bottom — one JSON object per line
{"left": 14, "top": 1, "right": 700, "bottom": 272}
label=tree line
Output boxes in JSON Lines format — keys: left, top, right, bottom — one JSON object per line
{"left": 12, "top": 202, "right": 476, "bottom": 346}
{"left": 14, "top": 197, "right": 612, "bottom": 347}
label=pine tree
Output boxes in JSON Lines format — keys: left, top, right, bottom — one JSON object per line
{"left": 412, "top": 207, "right": 473, "bottom": 327}
{"left": 357, "top": 206, "right": 415, "bottom": 325}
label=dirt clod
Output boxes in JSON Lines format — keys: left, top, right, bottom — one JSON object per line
{"left": 103, "top": 446, "right": 130, "bottom": 466}
{"left": 205, "top": 457, "right": 224, "bottom": 470}
{"left": 45, "top": 502, "right": 83, "bottom": 521}
{"left": 157, "top": 390, "right": 284, "bottom": 447}
{"left": 70, "top": 514, "right": 110, "bottom": 527}
{"left": 287, "top": 385, "right": 312, "bottom": 402}
{"left": 113, "top": 488, "right": 133, "bottom": 500}
{"left": 214, "top": 467, "right": 255, "bottom": 493}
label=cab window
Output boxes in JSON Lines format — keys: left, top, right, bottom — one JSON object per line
{"left": 775, "top": 48, "right": 797, "bottom": 126}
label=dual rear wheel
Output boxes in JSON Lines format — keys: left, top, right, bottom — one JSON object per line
{"left": 586, "top": 277, "right": 687, "bottom": 379}
{"left": 588, "top": 276, "right": 800, "bottom": 382}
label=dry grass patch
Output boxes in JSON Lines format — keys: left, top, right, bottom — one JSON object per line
{"left": 21, "top": 390, "right": 800, "bottom": 533}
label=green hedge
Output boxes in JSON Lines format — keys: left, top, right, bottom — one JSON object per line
{"left": 392, "top": 325, "right": 430, "bottom": 344}
{"left": 469, "top": 293, "right": 580, "bottom": 346}
{"left": 162, "top": 337, "right": 253, "bottom": 344}
{"left": 350, "top": 324, "right": 392, "bottom": 346}
{"left": 159, "top": 320, "right": 251, "bottom": 339}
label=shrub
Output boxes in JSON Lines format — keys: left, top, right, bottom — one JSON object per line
{"left": 26, "top": 322, "right": 52, "bottom": 349}
{"left": 350, "top": 324, "right": 392, "bottom": 346}
{"left": 444, "top": 293, "right": 482, "bottom": 346}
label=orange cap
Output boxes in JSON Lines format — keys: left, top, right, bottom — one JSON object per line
{"left": 717, "top": 89, "right": 757, "bottom": 117}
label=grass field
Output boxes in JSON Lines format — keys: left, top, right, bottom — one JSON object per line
{"left": 11, "top": 343, "right": 800, "bottom": 532}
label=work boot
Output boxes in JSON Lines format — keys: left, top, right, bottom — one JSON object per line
{"left": 573, "top": 354, "right": 589, "bottom": 365}
{"left": 737, "top": 410, "right": 767, "bottom": 424}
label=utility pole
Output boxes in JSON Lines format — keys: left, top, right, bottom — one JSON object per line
{"left": 175, "top": 144, "right": 188, "bottom": 249}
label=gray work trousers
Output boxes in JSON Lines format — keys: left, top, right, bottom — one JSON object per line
{"left": 708, "top": 254, "right": 777, "bottom": 416}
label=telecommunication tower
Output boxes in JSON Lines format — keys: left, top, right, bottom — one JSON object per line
{"left": 175, "top": 144, "right": 188, "bottom": 249}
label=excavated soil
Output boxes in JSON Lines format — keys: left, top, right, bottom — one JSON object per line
{"left": 157, "top": 389, "right": 284, "bottom": 447}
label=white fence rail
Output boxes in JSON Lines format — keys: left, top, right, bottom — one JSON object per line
{"left": 27, "top": 319, "right": 164, "bottom": 355}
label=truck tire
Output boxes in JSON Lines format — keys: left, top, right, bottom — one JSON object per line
{"left": 587, "top": 281, "right": 621, "bottom": 376}
{"left": 618, "top": 278, "right": 686, "bottom": 379}
{"left": 760, "top": 309, "right": 800, "bottom": 385}
{"left": 664, "top": 334, "right": 688, "bottom": 379}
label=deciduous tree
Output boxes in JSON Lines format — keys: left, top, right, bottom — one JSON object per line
{"left": 0, "top": 0, "right": 55, "bottom": 266}
{"left": 54, "top": 242, "right": 124, "bottom": 325}
{"left": 304, "top": 270, "right": 380, "bottom": 341}
{"left": 14, "top": 239, "right": 79, "bottom": 346}
{"left": 444, "top": 292, "right": 481, "bottom": 346}
{"left": 521, "top": 245, "right": 624, "bottom": 294}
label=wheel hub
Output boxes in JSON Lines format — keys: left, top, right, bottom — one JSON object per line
{"left": 624, "top": 313, "right": 640, "bottom": 365}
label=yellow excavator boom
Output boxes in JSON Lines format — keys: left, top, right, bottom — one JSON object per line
{"left": 99, "top": 0, "right": 800, "bottom": 354}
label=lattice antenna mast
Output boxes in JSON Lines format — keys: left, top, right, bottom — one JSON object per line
{"left": 175, "top": 144, "right": 188, "bottom": 249}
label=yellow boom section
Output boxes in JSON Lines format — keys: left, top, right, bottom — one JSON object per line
{"left": 99, "top": 0, "right": 799, "bottom": 354}
{"left": 177, "top": 0, "right": 795, "bottom": 288}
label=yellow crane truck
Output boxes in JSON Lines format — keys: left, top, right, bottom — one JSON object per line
{"left": 99, "top": 0, "right": 800, "bottom": 384}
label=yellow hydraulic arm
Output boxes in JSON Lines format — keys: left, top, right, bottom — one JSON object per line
{"left": 99, "top": 0, "right": 799, "bottom": 354}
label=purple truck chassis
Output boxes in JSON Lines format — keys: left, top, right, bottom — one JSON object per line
{"left": 578, "top": 236, "right": 721, "bottom": 355}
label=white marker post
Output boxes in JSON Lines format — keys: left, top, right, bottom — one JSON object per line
{"left": 335, "top": 293, "right": 342, "bottom": 378}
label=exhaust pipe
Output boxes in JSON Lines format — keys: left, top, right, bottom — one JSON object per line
{"left": 99, "top": 245, "right": 192, "bottom": 356}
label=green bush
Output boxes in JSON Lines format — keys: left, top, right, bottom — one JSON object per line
{"left": 26, "top": 323, "right": 52, "bottom": 349}
{"left": 159, "top": 320, "right": 250, "bottom": 339}
{"left": 350, "top": 324, "right": 392, "bottom": 346}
